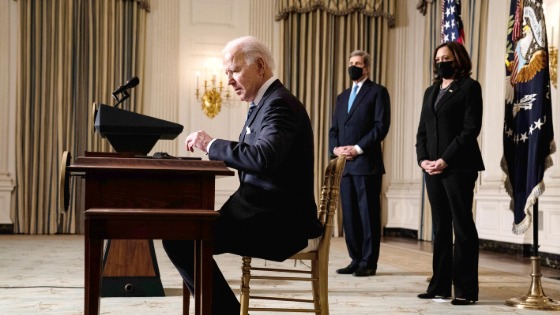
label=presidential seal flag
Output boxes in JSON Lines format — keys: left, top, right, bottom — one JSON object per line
{"left": 502, "top": 0, "right": 556, "bottom": 234}
{"left": 441, "top": 0, "right": 464, "bottom": 43}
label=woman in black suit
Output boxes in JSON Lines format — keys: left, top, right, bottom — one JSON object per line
{"left": 415, "top": 41, "right": 484, "bottom": 305}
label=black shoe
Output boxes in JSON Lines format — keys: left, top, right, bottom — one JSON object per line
{"left": 353, "top": 267, "right": 376, "bottom": 277}
{"left": 336, "top": 264, "right": 359, "bottom": 274}
{"left": 451, "top": 298, "right": 475, "bottom": 305}
{"left": 417, "top": 293, "right": 435, "bottom": 299}
{"left": 417, "top": 292, "right": 450, "bottom": 299}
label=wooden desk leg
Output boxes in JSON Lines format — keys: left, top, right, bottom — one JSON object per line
{"left": 201, "top": 239, "right": 213, "bottom": 315}
{"left": 85, "top": 235, "right": 103, "bottom": 315}
{"left": 194, "top": 240, "right": 201, "bottom": 315}
{"left": 183, "top": 282, "right": 190, "bottom": 315}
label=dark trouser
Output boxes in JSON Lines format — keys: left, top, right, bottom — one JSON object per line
{"left": 424, "top": 171, "right": 479, "bottom": 301}
{"left": 161, "top": 240, "right": 240, "bottom": 315}
{"left": 340, "top": 173, "right": 382, "bottom": 269}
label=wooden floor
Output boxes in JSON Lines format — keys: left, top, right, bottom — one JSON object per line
{"left": 1, "top": 234, "right": 560, "bottom": 314}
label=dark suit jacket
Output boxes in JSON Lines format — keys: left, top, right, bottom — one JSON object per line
{"left": 329, "top": 79, "right": 391, "bottom": 175}
{"left": 416, "top": 77, "right": 485, "bottom": 172}
{"left": 209, "top": 79, "right": 322, "bottom": 261}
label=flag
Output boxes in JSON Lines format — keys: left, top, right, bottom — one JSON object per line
{"left": 502, "top": 0, "right": 556, "bottom": 234}
{"left": 441, "top": 0, "right": 464, "bottom": 43}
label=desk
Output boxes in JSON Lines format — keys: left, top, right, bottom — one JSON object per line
{"left": 67, "top": 155, "right": 234, "bottom": 314}
{"left": 85, "top": 208, "right": 218, "bottom": 315}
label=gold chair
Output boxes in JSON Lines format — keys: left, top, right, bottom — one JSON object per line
{"left": 239, "top": 155, "right": 346, "bottom": 315}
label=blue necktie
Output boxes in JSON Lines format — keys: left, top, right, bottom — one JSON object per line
{"left": 246, "top": 101, "right": 257, "bottom": 121}
{"left": 348, "top": 84, "right": 359, "bottom": 112}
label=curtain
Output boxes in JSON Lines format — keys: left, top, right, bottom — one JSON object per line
{"left": 416, "top": 0, "right": 487, "bottom": 240}
{"left": 418, "top": 0, "right": 439, "bottom": 241}
{"left": 276, "top": 0, "right": 395, "bottom": 235}
{"left": 15, "top": 0, "right": 149, "bottom": 234}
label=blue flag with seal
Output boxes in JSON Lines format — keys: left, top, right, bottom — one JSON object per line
{"left": 502, "top": 0, "right": 556, "bottom": 234}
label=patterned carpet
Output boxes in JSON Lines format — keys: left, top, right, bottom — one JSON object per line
{"left": 1, "top": 235, "right": 560, "bottom": 314}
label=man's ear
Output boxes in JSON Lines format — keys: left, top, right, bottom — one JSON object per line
{"left": 256, "top": 57, "right": 265, "bottom": 70}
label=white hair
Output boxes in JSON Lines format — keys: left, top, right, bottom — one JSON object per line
{"left": 223, "top": 36, "right": 275, "bottom": 74}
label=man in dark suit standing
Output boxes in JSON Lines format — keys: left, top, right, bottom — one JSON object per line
{"left": 162, "top": 36, "right": 323, "bottom": 314}
{"left": 329, "top": 50, "right": 391, "bottom": 277}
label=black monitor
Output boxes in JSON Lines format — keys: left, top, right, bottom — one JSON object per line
{"left": 93, "top": 103, "right": 183, "bottom": 155}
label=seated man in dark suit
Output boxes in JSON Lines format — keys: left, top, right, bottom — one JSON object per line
{"left": 162, "top": 36, "right": 323, "bottom": 314}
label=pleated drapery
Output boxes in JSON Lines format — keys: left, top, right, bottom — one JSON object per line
{"left": 15, "top": 0, "right": 149, "bottom": 234}
{"left": 276, "top": 0, "right": 395, "bottom": 235}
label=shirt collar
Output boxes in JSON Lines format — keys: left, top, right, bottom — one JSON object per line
{"left": 252, "top": 76, "right": 277, "bottom": 106}
{"left": 353, "top": 77, "right": 367, "bottom": 90}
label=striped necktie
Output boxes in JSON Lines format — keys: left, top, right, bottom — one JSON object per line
{"left": 246, "top": 101, "right": 257, "bottom": 121}
{"left": 348, "top": 84, "right": 359, "bottom": 112}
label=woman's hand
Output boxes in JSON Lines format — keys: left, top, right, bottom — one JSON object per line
{"left": 421, "top": 158, "right": 448, "bottom": 175}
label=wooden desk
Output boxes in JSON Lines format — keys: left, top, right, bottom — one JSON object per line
{"left": 67, "top": 155, "right": 234, "bottom": 314}
{"left": 85, "top": 208, "right": 218, "bottom": 315}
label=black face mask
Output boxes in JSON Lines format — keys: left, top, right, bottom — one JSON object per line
{"left": 348, "top": 66, "right": 364, "bottom": 81}
{"left": 436, "top": 61, "right": 455, "bottom": 79}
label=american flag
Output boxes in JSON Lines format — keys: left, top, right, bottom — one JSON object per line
{"left": 502, "top": 0, "right": 555, "bottom": 234}
{"left": 441, "top": 0, "right": 464, "bottom": 43}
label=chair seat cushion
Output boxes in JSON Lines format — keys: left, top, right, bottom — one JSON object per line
{"left": 298, "top": 235, "right": 322, "bottom": 253}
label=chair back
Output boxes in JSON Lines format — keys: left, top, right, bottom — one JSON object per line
{"left": 316, "top": 155, "right": 346, "bottom": 256}
{"left": 238, "top": 155, "right": 346, "bottom": 315}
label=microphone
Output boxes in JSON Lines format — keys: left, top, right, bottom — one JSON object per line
{"left": 112, "top": 76, "right": 140, "bottom": 95}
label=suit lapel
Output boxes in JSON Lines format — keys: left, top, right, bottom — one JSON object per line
{"left": 346, "top": 79, "right": 372, "bottom": 118}
{"left": 241, "top": 79, "right": 282, "bottom": 139}
{"left": 434, "top": 80, "right": 461, "bottom": 112}
{"left": 427, "top": 84, "right": 439, "bottom": 112}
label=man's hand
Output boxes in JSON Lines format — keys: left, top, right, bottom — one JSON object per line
{"left": 420, "top": 158, "right": 448, "bottom": 175}
{"left": 185, "top": 130, "right": 213, "bottom": 153}
{"left": 334, "top": 146, "right": 358, "bottom": 160}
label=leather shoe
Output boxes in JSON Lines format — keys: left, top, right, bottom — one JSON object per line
{"left": 417, "top": 292, "right": 450, "bottom": 299}
{"left": 336, "top": 264, "right": 359, "bottom": 274}
{"left": 417, "top": 293, "right": 435, "bottom": 299}
{"left": 353, "top": 267, "right": 376, "bottom": 277}
{"left": 451, "top": 298, "right": 475, "bottom": 305}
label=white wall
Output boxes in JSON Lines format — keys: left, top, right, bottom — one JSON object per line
{"left": 0, "top": 0, "right": 18, "bottom": 230}
{"left": 383, "top": 0, "right": 427, "bottom": 233}
{"left": 3, "top": 0, "right": 560, "bottom": 255}
{"left": 144, "top": 0, "right": 252, "bottom": 208}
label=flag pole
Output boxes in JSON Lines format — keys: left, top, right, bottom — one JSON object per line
{"left": 505, "top": 200, "right": 560, "bottom": 310}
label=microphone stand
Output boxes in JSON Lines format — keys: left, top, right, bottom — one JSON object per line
{"left": 112, "top": 90, "right": 130, "bottom": 108}
{"left": 506, "top": 199, "right": 560, "bottom": 310}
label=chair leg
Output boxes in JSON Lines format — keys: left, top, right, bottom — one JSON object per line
{"left": 239, "top": 256, "right": 252, "bottom": 315}
{"left": 311, "top": 260, "right": 321, "bottom": 312}
{"left": 318, "top": 260, "right": 329, "bottom": 315}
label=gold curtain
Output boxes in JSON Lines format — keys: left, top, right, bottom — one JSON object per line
{"left": 276, "top": 0, "right": 396, "bottom": 24}
{"left": 418, "top": 0, "right": 439, "bottom": 241}
{"left": 15, "top": 0, "right": 149, "bottom": 234}
{"left": 276, "top": 0, "right": 395, "bottom": 235}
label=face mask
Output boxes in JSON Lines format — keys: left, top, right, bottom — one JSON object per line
{"left": 436, "top": 61, "right": 455, "bottom": 79}
{"left": 348, "top": 66, "right": 364, "bottom": 81}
